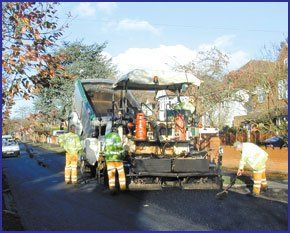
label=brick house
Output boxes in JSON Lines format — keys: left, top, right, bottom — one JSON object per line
{"left": 228, "top": 44, "right": 288, "bottom": 139}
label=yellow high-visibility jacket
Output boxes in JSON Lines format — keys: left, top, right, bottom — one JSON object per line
{"left": 239, "top": 143, "right": 268, "bottom": 171}
{"left": 58, "top": 132, "right": 83, "bottom": 155}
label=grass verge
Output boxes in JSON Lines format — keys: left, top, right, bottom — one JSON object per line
{"left": 222, "top": 167, "right": 288, "bottom": 182}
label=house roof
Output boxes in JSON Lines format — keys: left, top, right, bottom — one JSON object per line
{"left": 227, "top": 60, "right": 275, "bottom": 78}
{"left": 277, "top": 44, "right": 288, "bottom": 63}
{"left": 224, "top": 59, "right": 280, "bottom": 92}
{"left": 228, "top": 44, "right": 288, "bottom": 79}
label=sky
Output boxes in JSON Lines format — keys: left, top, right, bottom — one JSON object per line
{"left": 11, "top": 2, "right": 288, "bottom": 118}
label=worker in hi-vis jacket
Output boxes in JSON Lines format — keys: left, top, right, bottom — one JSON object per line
{"left": 58, "top": 125, "right": 83, "bottom": 185}
{"left": 104, "top": 131, "right": 126, "bottom": 191}
{"left": 233, "top": 141, "right": 268, "bottom": 196}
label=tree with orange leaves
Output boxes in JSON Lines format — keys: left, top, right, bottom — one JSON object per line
{"left": 2, "top": 2, "right": 69, "bottom": 120}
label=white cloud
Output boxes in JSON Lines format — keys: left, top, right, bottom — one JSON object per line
{"left": 213, "top": 35, "right": 236, "bottom": 48}
{"left": 198, "top": 35, "right": 236, "bottom": 50}
{"left": 116, "top": 19, "right": 159, "bottom": 35}
{"left": 73, "top": 2, "right": 117, "bottom": 18}
{"left": 197, "top": 35, "right": 249, "bottom": 70}
{"left": 113, "top": 45, "right": 197, "bottom": 75}
{"left": 96, "top": 2, "right": 117, "bottom": 14}
{"left": 228, "top": 50, "right": 250, "bottom": 70}
{"left": 101, "top": 51, "right": 113, "bottom": 60}
{"left": 73, "top": 3, "right": 96, "bottom": 18}
{"left": 112, "top": 36, "right": 250, "bottom": 76}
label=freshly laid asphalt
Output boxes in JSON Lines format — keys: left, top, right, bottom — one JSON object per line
{"left": 2, "top": 144, "right": 288, "bottom": 230}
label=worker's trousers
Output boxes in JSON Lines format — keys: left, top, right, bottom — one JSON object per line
{"left": 65, "top": 153, "right": 78, "bottom": 184}
{"left": 106, "top": 161, "right": 126, "bottom": 191}
{"left": 253, "top": 169, "right": 268, "bottom": 195}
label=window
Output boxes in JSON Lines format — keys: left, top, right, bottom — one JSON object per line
{"left": 256, "top": 86, "right": 266, "bottom": 103}
{"left": 278, "top": 79, "right": 288, "bottom": 100}
{"left": 284, "top": 58, "right": 288, "bottom": 68}
{"left": 275, "top": 116, "right": 288, "bottom": 126}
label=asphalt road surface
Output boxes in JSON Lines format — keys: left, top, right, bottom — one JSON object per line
{"left": 2, "top": 144, "right": 288, "bottom": 230}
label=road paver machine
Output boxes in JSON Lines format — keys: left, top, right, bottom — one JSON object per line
{"left": 70, "top": 69, "right": 223, "bottom": 191}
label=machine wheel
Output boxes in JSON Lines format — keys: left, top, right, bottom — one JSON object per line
{"left": 100, "top": 167, "right": 109, "bottom": 187}
{"left": 89, "top": 163, "right": 97, "bottom": 178}
{"left": 79, "top": 160, "right": 86, "bottom": 176}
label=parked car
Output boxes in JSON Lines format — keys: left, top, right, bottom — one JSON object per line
{"left": 2, "top": 134, "right": 13, "bottom": 142}
{"left": 2, "top": 138, "right": 20, "bottom": 157}
{"left": 262, "top": 136, "right": 287, "bottom": 149}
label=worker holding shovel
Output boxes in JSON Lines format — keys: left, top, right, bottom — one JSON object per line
{"left": 234, "top": 141, "right": 269, "bottom": 196}
{"left": 58, "top": 125, "right": 83, "bottom": 185}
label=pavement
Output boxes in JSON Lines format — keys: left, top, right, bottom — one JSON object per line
{"left": 267, "top": 180, "right": 288, "bottom": 189}
{"left": 2, "top": 143, "right": 288, "bottom": 230}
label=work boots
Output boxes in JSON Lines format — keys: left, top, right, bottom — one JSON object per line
{"left": 261, "top": 184, "right": 269, "bottom": 192}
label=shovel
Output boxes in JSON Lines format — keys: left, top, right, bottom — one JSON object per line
{"left": 216, "top": 175, "right": 237, "bottom": 200}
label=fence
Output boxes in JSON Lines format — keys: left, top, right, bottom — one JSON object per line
{"left": 24, "top": 133, "right": 59, "bottom": 145}
{"left": 220, "top": 131, "right": 276, "bottom": 146}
